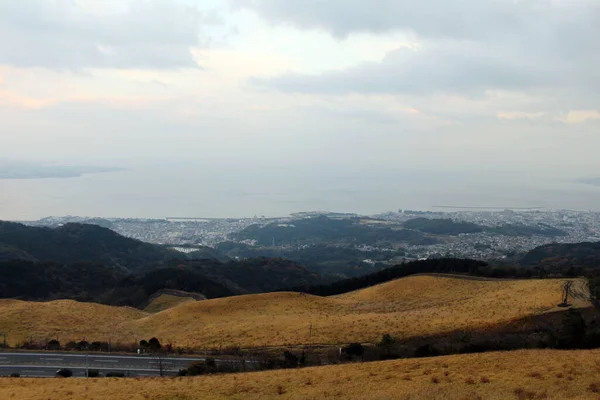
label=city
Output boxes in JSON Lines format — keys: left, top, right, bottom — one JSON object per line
{"left": 25, "top": 209, "right": 600, "bottom": 263}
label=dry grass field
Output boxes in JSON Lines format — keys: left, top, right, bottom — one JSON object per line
{"left": 2, "top": 349, "right": 600, "bottom": 399}
{"left": 0, "top": 276, "right": 590, "bottom": 348}
{"left": 144, "top": 294, "right": 198, "bottom": 314}
{"left": 0, "top": 299, "right": 145, "bottom": 346}
{"left": 129, "top": 275, "right": 589, "bottom": 348}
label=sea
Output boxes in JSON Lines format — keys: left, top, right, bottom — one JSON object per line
{"left": 1, "top": 165, "right": 600, "bottom": 220}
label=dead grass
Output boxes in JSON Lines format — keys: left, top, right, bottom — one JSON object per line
{"left": 0, "top": 299, "right": 145, "bottom": 345}
{"left": 1, "top": 349, "right": 599, "bottom": 399}
{"left": 0, "top": 276, "right": 589, "bottom": 348}
{"left": 144, "top": 294, "right": 197, "bottom": 314}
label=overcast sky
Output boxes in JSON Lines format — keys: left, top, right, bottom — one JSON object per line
{"left": 1, "top": 0, "right": 599, "bottom": 179}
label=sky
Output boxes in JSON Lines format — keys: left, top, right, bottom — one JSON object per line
{"left": 1, "top": 0, "right": 599, "bottom": 181}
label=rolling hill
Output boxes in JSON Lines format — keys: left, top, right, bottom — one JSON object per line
{"left": 143, "top": 289, "right": 205, "bottom": 313}
{"left": 233, "top": 216, "right": 438, "bottom": 246}
{"left": 0, "top": 275, "right": 588, "bottom": 348}
{"left": 0, "top": 299, "right": 144, "bottom": 345}
{"left": 2, "top": 348, "right": 599, "bottom": 399}
{"left": 0, "top": 221, "right": 182, "bottom": 271}
{"left": 520, "top": 241, "right": 600, "bottom": 267}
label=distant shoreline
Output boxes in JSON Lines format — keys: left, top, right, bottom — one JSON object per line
{"left": 432, "top": 206, "right": 547, "bottom": 210}
{"left": 0, "top": 167, "right": 125, "bottom": 180}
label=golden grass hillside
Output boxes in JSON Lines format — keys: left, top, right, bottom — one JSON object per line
{"left": 0, "top": 299, "right": 145, "bottom": 346}
{"left": 144, "top": 294, "right": 198, "bottom": 314}
{"left": 127, "top": 275, "right": 589, "bottom": 348}
{"left": 3, "top": 349, "right": 600, "bottom": 399}
{"left": 0, "top": 276, "right": 589, "bottom": 348}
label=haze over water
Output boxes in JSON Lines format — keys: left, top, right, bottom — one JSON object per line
{"left": 2, "top": 165, "right": 600, "bottom": 221}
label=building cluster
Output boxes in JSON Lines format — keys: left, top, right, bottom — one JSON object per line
{"left": 26, "top": 209, "right": 600, "bottom": 262}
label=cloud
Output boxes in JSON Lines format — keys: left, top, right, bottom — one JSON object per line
{"left": 242, "top": 0, "right": 600, "bottom": 107}
{"left": 250, "top": 41, "right": 551, "bottom": 96}
{"left": 497, "top": 112, "right": 546, "bottom": 120}
{"left": 0, "top": 90, "right": 166, "bottom": 110}
{"left": 0, "top": 0, "right": 217, "bottom": 69}
{"left": 558, "top": 110, "right": 600, "bottom": 124}
{"left": 233, "top": 0, "right": 531, "bottom": 39}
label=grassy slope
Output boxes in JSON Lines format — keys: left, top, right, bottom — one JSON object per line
{"left": 127, "top": 276, "right": 589, "bottom": 348}
{"left": 0, "top": 299, "right": 145, "bottom": 345}
{"left": 0, "top": 276, "right": 589, "bottom": 348}
{"left": 2, "top": 349, "right": 600, "bottom": 399}
{"left": 144, "top": 294, "right": 198, "bottom": 314}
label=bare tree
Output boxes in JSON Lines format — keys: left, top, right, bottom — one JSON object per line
{"left": 152, "top": 351, "right": 169, "bottom": 376}
{"left": 560, "top": 280, "right": 574, "bottom": 306}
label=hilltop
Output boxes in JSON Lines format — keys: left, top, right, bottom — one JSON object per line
{"left": 143, "top": 289, "right": 205, "bottom": 313}
{"left": 2, "top": 349, "right": 600, "bottom": 399}
{"left": 0, "top": 275, "right": 588, "bottom": 348}
{"left": 0, "top": 221, "right": 181, "bottom": 271}
{"left": 521, "top": 241, "right": 600, "bottom": 267}
{"left": 233, "top": 216, "right": 438, "bottom": 246}
{"left": 0, "top": 299, "right": 144, "bottom": 345}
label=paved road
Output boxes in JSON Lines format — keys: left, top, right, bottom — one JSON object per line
{"left": 0, "top": 352, "right": 234, "bottom": 378}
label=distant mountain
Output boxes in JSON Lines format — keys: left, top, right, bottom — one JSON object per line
{"left": 0, "top": 221, "right": 183, "bottom": 271}
{"left": 234, "top": 216, "right": 437, "bottom": 246}
{"left": 289, "top": 258, "right": 488, "bottom": 296}
{"left": 520, "top": 241, "right": 600, "bottom": 267}
{"left": 99, "top": 265, "right": 240, "bottom": 307}
{"left": 0, "top": 256, "right": 325, "bottom": 308}
{"left": 488, "top": 223, "right": 567, "bottom": 237}
{"left": 0, "top": 260, "right": 124, "bottom": 301}
{"left": 216, "top": 241, "right": 399, "bottom": 279}
{"left": 403, "top": 218, "right": 484, "bottom": 235}
{"left": 185, "top": 257, "right": 323, "bottom": 293}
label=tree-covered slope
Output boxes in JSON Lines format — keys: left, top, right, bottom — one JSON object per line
{"left": 0, "top": 221, "right": 182, "bottom": 271}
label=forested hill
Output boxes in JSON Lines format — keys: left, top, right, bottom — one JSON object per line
{"left": 289, "top": 259, "right": 488, "bottom": 296}
{"left": 233, "top": 216, "right": 437, "bottom": 246}
{"left": 0, "top": 257, "right": 324, "bottom": 308}
{"left": 403, "top": 218, "right": 484, "bottom": 235}
{"left": 179, "top": 257, "right": 323, "bottom": 293}
{"left": 520, "top": 241, "right": 600, "bottom": 267}
{"left": 0, "top": 221, "right": 183, "bottom": 271}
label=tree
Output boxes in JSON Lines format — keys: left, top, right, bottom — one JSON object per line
{"left": 56, "top": 368, "right": 73, "bottom": 378}
{"left": 560, "top": 281, "right": 574, "bottom": 306}
{"left": 47, "top": 339, "right": 61, "bottom": 351}
{"left": 342, "top": 343, "right": 364, "bottom": 360}
{"left": 153, "top": 352, "right": 168, "bottom": 376}
{"left": 377, "top": 334, "right": 397, "bottom": 359}
{"left": 557, "top": 308, "right": 587, "bottom": 349}
{"left": 148, "top": 337, "right": 161, "bottom": 351}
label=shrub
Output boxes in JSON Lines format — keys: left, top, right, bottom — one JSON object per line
{"left": 64, "top": 341, "right": 78, "bottom": 351}
{"left": 106, "top": 372, "right": 126, "bottom": 378}
{"left": 283, "top": 351, "right": 299, "bottom": 368}
{"left": 377, "top": 334, "right": 398, "bottom": 359}
{"left": 148, "top": 337, "right": 162, "bottom": 351}
{"left": 89, "top": 341, "right": 109, "bottom": 352}
{"left": 342, "top": 343, "right": 365, "bottom": 360}
{"left": 415, "top": 344, "right": 439, "bottom": 358}
{"left": 87, "top": 369, "right": 100, "bottom": 378}
{"left": 56, "top": 369, "right": 73, "bottom": 378}
{"left": 181, "top": 360, "right": 218, "bottom": 376}
{"left": 46, "top": 339, "right": 61, "bottom": 350}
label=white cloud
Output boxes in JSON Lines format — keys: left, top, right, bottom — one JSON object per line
{"left": 0, "top": 0, "right": 220, "bottom": 69}
{"left": 497, "top": 112, "right": 546, "bottom": 120}
{"left": 241, "top": 0, "right": 600, "bottom": 112}
{"left": 559, "top": 110, "right": 600, "bottom": 124}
